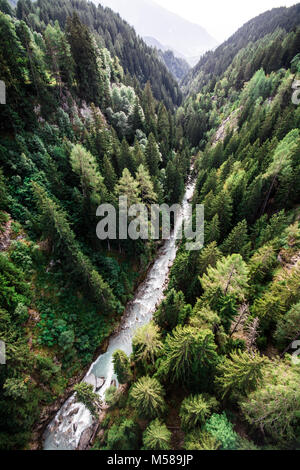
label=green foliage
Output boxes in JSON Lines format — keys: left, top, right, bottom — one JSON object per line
{"left": 143, "top": 419, "right": 171, "bottom": 450}
{"left": 204, "top": 413, "right": 238, "bottom": 450}
{"left": 221, "top": 220, "right": 250, "bottom": 258}
{"left": 145, "top": 133, "right": 161, "bottom": 177}
{"left": 136, "top": 164, "right": 157, "bottom": 205}
{"left": 115, "top": 168, "right": 141, "bottom": 206}
{"left": 70, "top": 143, "right": 105, "bottom": 204}
{"left": 104, "top": 418, "right": 139, "bottom": 450}
{"left": 240, "top": 362, "right": 300, "bottom": 444}
{"left": 252, "top": 261, "right": 300, "bottom": 322}
{"left": 105, "top": 386, "right": 119, "bottom": 408}
{"left": 132, "top": 322, "right": 163, "bottom": 365}
{"left": 200, "top": 254, "right": 249, "bottom": 303}
{"left": 155, "top": 289, "right": 189, "bottom": 332}
{"left": 113, "top": 350, "right": 132, "bottom": 384}
{"left": 180, "top": 394, "right": 219, "bottom": 432}
{"left": 2, "top": 0, "right": 300, "bottom": 452}
{"left": 157, "top": 326, "right": 219, "bottom": 391}
{"left": 184, "top": 429, "right": 221, "bottom": 450}
{"left": 216, "top": 350, "right": 268, "bottom": 399}
{"left": 74, "top": 382, "right": 101, "bottom": 417}
{"left": 32, "top": 182, "right": 117, "bottom": 312}
{"left": 129, "top": 376, "right": 166, "bottom": 419}
{"left": 274, "top": 302, "right": 300, "bottom": 349}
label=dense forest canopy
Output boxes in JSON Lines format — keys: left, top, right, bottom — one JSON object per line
{"left": 0, "top": 0, "right": 189, "bottom": 449}
{"left": 14, "top": 0, "right": 182, "bottom": 109}
{"left": 0, "top": 0, "right": 300, "bottom": 452}
{"left": 182, "top": 4, "right": 300, "bottom": 95}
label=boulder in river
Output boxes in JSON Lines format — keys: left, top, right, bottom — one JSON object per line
{"left": 68, "top": 407, "right": 79, "bottom": 418}
{"left": 77, "top": 428, "right": 93, "bottom": 450}
{"left": 84, "top": 374, "right": 96, "bottom": 391}
{"left": 77, "top": 423, "right": 99, "bottom": 450}
{"left": 95, "top": 378, "right": 105, "bottom": 391}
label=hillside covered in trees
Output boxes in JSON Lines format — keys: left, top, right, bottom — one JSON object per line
{"left": 96, "top": 3, "right": 300, "bottom": 452}
{"left": 181, "top": 4, "right": 300, "bottom": 95}
{"left": 14, "top": 0, "right": 182, "bottom": 109}
{"left": 0, "top": 0, "right": 300, "bottom": 453}
{"left": 0, "top": 0, "right": 189, "bottom": 450}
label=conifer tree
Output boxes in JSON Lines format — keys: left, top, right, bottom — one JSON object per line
{"left": 164, "top": 160, "right": 184, "bottom": 204}
{"left": 130, "top": 376, "right": 166, "bottom": 419}
{"left": 262, "top": 129, "right": 300, "bottom": 214}
{"left": 198, "top": 242, "right": 222, "bottom": 277}
{"left": 200, "top": 254, "right": 249, "bottom": 303}
{"left": 113, "top": 350, "right": 132, "bottom": 384}
{"left": 143, "top": 419, "right": 171, "bottom": 450}
{"left": 221, "top": 220, "right": 250, "bottom": 258}
{"left": 74, "top": 383, "right": 101, "bottom": 417}
{"left": 44, "top": 21, "right": 74, "bottom": 93}
{"left": 204, "top": 413, "right": 238, "bottom": 450}
{"left": 132, "top": 322, "right": 163, "bottom": 365}
{"left": 204, "top": 214, "right": 221, "bottom": 244}
{"left": 142, "top": 82, "right": 157, "bottom": 136}
{"left": 180, "top": 394, "right": 218, "bottom": 431}
{"left": 159, "top": 326, "right": 218, "bottom": 389}
{"left": 133, "top": 138, "right": 147, "bottom": 168}
{"left": 184, "top": 430, "right": 221, "bottom": 451}
{"left": 240, "top": 362, "right": 300, "bottom": 443}
{"left": 17, "top": 20, "right": 48, "bottom": 100}
{"left": 66, "top": 13, "right": 102, "bottom": 104}
{"left": 115, "top": 168, "right": 141, "bottom": 207}
{"left": 32, "top": 183, "right": 116, "bottom": 311}
{"left": 102, "top": 154, "right": 117, "bottom": 193}
{"left": 136, "top": 164, "right": 157, "bottom": 204}
{"left": 211, "top": 190, "right": 233, "bottom": 236}
{"left": 118, "top": 138, "right": 136, "bottom": 175}
{"left": 155, "top": 289, "right": 188, "bottom": 332}
{"left": 248, "top": 244, "right": 277, "bottom": 285}
{"left": 216, "top": 350, "right": 267, "bottom": 399}
{"left": 274, "top": 302, "right": 300, "bottom": 349}
{"left": 128, "top": 96, "right": 144, "bottom": 135}
{"left": 145, "top": 133, "right": 161, "bottom": 177}
{"left": 157, "top": 103, "right": 170, "bottom": 162}
{"left": 70, "top": 144, "right": 105, "bottom": 204}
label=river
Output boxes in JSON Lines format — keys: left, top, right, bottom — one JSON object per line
{"left": 43, "top": 175, "right": 196, "bottom": 450}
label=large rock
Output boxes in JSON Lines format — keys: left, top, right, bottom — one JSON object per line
{"left": 77, "top": 427, "right": 94, "bottom": 450}
{"left": 84, "top": 374, "right": 96, "bottom": 391}
{"left": 95, "top": 377, "right": 105, "bottom": 391}
{"left": 77, "top": 423, "right": 100, "bottom": 450}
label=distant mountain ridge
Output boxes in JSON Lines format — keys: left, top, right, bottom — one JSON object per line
{"left": 143, "top": 36, "right": 190, "bottom": 82}
{"left": 144, "top": 36, "right": 184, "bottom": 59}
{"left": 97, "top": 0, "right": 218, "bottom": 65}
{"left": 182, "top": 3, "right": 300, "bottom": 94}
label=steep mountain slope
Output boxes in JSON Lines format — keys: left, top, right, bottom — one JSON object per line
{"left": 158, "top": 50, "right": 190, "bottom": 82}
{"left": 14, "top": 0, "right": 182, "bottom": 109}
{"left": 93, "top": 4, "right": 300, "bottom": 453}
{"left": 1, "top": 0, "right": 300, "bottom": 453}
{"left": 143, "top": 36, "right": 190, "bottom": 82}
{"left": 97, "top": 0, "right": 218, "bottom": 65}
{"left": 182, "top": 3, "right": 300, "bottom": 95}
{"left": 144, "top": 35, "right": 186, "bottom": 60}
{"left": 0, "top": 0, "right": 191, "bottom": 450}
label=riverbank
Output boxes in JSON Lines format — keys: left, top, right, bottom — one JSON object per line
{"left": 41, "top": 174, "right": 196, "bottom": 451}
{"left": 28, "top": 243, "right": 163, "bottom": 450}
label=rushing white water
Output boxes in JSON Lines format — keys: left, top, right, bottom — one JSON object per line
{"left": 43, "top": 177, "right": 196, "bottom": 451}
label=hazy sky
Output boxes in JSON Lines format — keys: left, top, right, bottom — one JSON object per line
{"left": 145, "top": 0, "right": 298, "bottom": 42}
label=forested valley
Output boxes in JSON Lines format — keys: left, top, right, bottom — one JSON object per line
{"left": 0, "top": 0, "right": 300, "bottom": 452}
